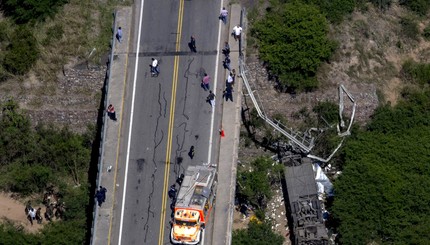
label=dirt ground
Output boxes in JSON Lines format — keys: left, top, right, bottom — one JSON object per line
{"left": 0, "top": 63, "right": 105, "bottom": 134}
{"left": 0, "top": 192, "right": 45, "bottom": 233}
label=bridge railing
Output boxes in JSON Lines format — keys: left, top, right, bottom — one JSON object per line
{"left": 89, "top": 10, "right": 118, "bottom": 245}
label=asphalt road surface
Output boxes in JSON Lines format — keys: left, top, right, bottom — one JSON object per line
{"left": 110, "top": 0, "right": 223, "bottom": 244}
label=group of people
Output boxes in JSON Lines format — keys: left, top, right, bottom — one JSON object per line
{"left": 25, "top": 205, "right": 43, "bottom": 226}
{"left": 222, "top": 39, "right": 236, "bottom": 102}
{"left": 25, "top": 190, "right": 67, "bottom": 226}
{"left": 168, "top": 173, "right": 185, "bottom": 216}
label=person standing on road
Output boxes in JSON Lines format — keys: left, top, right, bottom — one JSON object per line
{"left": 116, "top": 27, "right": 123, "bottom": 43}
{"left": 219, "top": 7, "right": 228, "bottom": 24}
{"left": 188, "top": 146, "right": 195, "bottom": 159}
{"left": 95, "top": 190, "right": 103, "bottom": 207}
{"left": 202, "top": 73, "right": 211, "bottom": 91}
{"left": 99, "top": 186, "right": 107, "bottom": 203}
{"left": 227, "top": 73, "right": 234, "bottom": 87}
{"left": 150, "top": 58, "right": 160, "bottom": 76}
{"left": 222, "top": 41, "right": 230, "bottom": 56}
{"left": 223, "top": 85, "right": 233, "bottom": 102}
{"left": 189, "top": 35, "right": 197, "bottom": 52}
{"left": 168, "top": 184, "right": 177, "bottom": 199}
{"left": 206, "top": 90, "right": 216, "bottom": 108}
{"left": 231, "top": 69, "right": 237, "bottom": 84}
{"left": 232, "top": 25, "right": 242, "bottom": 41}
{"left": 223, "top": 55, "right": 231, "bottom": 71}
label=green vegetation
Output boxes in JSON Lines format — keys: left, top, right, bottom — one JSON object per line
{"left": 312, "top": 101, "right": 339, "bottom": 126}
{"left": 0, "top": 0, "right": 119, "bottom": 81}
{"left": 370, "top": 0, "right": 392, "bottom": 10}
{"left": 304, "top": 0, "right": 355, "bottom": 23}
{"left": 232, "top": 219, "right": 284, "bottom": 245}
{"left": 423, "top": 24, "right": 430, "bottom": 40}
{"left": 252, "top": 1, "right": 335, "bottom": 92}
{"left": 3, "top": 26, "right": 39, "bottom": 75}
{"left": 236, "top": 157, "right": 283, "bottom": 209}
{"left": 400, "top": 0, "right": 430, "bottom": 16}
{"left": 401, "top": 60, "right": 430, "bottom": 85}
{"left": 0, "top": 100, "right": 93, "bottom": 243}
{"left": 332, "top": 89, "right": 430, "bottom": 244}
{"left": 0, "top": 0, "right": 68, "bottom": 24}
{"left": 233, "top": 157, "right": 285, "bottom": 244}
{"left": 400, "top": 16, "right": 420, "bottom": 41}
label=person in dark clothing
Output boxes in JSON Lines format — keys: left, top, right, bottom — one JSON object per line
{"left": 99, "top": 186, "right": 107, "bottom": 203}
{"left": 206, "top": 90, "right": 216, "bottom": 107}
{"left": 223, "top": 55, "right": 231, "bottom": 71}
{"left": 222, "top": 41, "right": 230, "bottom": 56}
{"left": 188, "top": 146, "right": 195, "bottom": 159}
{"left": 168, "top": 184, "right": 177, "bottom": 199}
{"left": 189, "top": 36, "right": 197, "bottom": 52}
{"left": 95, "top": 191, "right": 102, "bottom": 207}
{"left": 223, "top": 85, "right": 233, "bottom": 102}
{"left": 176, "top": 174, "right": 185, "bottom": 186}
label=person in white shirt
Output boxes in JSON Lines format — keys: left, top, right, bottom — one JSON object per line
{"left": 150, "top": 58, "right": 159, "bottom": 76}
{"left": 232, "top": 25, "right": 242, "bottom": 41}
{"left": 227, "top": 73, "right": 234, "bottom": 87}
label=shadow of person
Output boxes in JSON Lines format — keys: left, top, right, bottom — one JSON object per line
{"left": 188, "top": 42, "right": 197, "bottom": 53}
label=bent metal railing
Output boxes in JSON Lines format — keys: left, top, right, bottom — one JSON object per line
{"left": 238, "top": 58, "right": 356, "bottom": 162}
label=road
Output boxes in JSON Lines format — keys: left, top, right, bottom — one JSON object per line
{"left": 109, "top": 0, "right": 223, "bottom": 244}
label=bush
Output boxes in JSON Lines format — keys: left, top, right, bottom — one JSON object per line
{"left": 252, "top": 2, "right": 335, "bottom": 92}
{"left": 312, "top": 101, "right": 339, "bottom": 126}
{"left": 0, "top": 0, "right": 69, "bottom": 24}
{"left": 1, "top": 164, "right": 55, "bottom": 195}
{"left": 400, "top": 16, "right": 420, "bottom": 41}
{"left": 233, "top": 220, "right": 284, "bottom": 245}
{"left": 0, "top": 101, "right": 91, "bottom": 190}
{"left": 43, "top": 24, "right": 65, "bottom": 46}
{"left": 401, "top": 59, "right": 430, "bottom": 85}
{"left": 369, "top": 0, "right": 393, "bottom": 10}
{"left": 422, "top": 24, "right": 430, "bottom": 40}
{"left": 3, "top": 26, "right": 39, "bottom": 75}
{"left": 236, "top": 157, "right": 283, "bottom": 208}
{"left": 304, "top": 0, "right": 355, "bottom": 23}
{"left": 400, "top": 0, "right": 430, "bottom": 16}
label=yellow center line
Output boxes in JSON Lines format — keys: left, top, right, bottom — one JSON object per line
{"left": 158, "top": 0, "right": 185, "bottom": 244}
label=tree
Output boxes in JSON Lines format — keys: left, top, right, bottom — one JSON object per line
{"left": 0, "top": 100, "right": 34, "bottom": 165}
{"left": 332, "top": 90, "right": 430, "bottom": 244}
{"left": 0, "top": 101, "right": 92, "bottom": 244}
{"left": 252, "top": 2, "right": 335, "bottom": 92}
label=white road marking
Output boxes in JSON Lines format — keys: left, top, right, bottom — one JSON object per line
{"left": 207, "top": 0, "right": 223, "bottom": 165}
{"left": 202, "top": 3, "right": 224, "bottom": 245}
{"left": 118, "top": 0, "right": 145, "bottom": 244}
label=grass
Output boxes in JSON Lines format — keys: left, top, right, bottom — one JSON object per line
{"left": 30, "top": 0, "right": 128, "bottom": 83}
